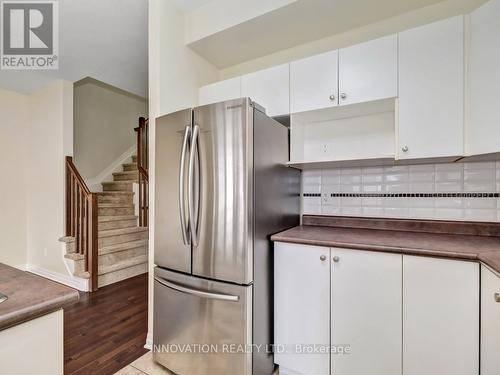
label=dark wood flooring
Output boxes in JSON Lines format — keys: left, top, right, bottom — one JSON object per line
{"left": 64, "top": 273, "right": 149, "bottom": 375}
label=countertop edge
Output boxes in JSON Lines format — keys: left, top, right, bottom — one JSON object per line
{"left": 0, "top": 290, "right": 79, "bottom": 331}
{"left": 271, "top": 235, "right": 480, "bottom": 261}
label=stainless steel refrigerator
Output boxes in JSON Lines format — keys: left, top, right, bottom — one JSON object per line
{"left": 153, "top": 98, "right": 300, "bottom": 375}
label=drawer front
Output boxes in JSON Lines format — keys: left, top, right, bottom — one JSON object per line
{"left": 153, "top": 268, "right": 252, "bottom": 375}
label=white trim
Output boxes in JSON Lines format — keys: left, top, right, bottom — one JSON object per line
{"left": 25, "top": 264, "right": 89, "bottom": 292}
{"left": 14, "top": 264, "right": 28, "bottom": 271}
{"left": 86, "top": 145, "right": 136, "bottom": 191}
{"left": 144, "top": 332, "right": 153, "bottom": 350}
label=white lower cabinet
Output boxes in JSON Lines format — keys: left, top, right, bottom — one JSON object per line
{"left": 274, "top": 242, "right": 330, "bottom": 375}
{"left": 275, "top": 243, "right": 482, "bottom": 375}
{"left": 0, "top": 309, "right": 63, "bottom": 375}
{"left": 403, "top": 255, "right": 479, "bottom": 375}
{"left": 331, "top": 248, "right": 402, "bottom": 375}
{"left": 481, "top": 265, "right": 500, "bottom": 375}
{"left": 275, "top": 243, "right": 401, "bottom": 375}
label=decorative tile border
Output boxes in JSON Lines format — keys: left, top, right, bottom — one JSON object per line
{"left": 302, "top": 192, "right": 500, "bottom": 198}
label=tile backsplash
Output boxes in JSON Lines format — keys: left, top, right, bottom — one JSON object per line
{"left": 302, "top": 161, "right": 500, "bottom": 222}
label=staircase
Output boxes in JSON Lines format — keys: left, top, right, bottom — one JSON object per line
{"left": 63, "top": 155, "right": 148, "bottom": 288}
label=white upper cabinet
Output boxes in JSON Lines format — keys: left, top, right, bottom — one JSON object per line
{"left": 241, "top": 63, "right": 290, "bottom": 117}
{"left": 398, "top": 16, "right": 464, "bottom": 160}
{"left": 338, "top": 35, "right": 398, "bottom": 106}
{"left": 290, "top": 50, "right": 339, "bottom": 113}
{"left": 199, "top": 77, "right": 241, "bottom": 106}
{"left": 467, "top": 0, "right": 500, "bottom": 156}
{"left": 331, "top": 248, "right": 402, "bottom": 375}
{"left": 481, "top": 265, "right": 500, "bottom": 375}
{"left": 403, "top": 255, "right": 479, "bottom": 375}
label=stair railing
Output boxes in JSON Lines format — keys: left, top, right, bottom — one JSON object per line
{"left": 65, "top": 156, "right": 98, "bottom": 291}
{"left": 135, "top": 117, "right": 149, "bottom": 227}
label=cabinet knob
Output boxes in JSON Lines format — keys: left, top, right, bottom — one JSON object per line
{"left": 332, "top": 256, "right": 340, "bottom": 263}
{"left": 340, "top": 93, "right": 347, "bottom": 100}
{"left": 402, "top": 145, "right": 409, "bottom": 152}
{"left": 495, "top": 293, "right": 500, "bottom": 303}
{"left": 320, "top": 255, "right": 327, "bottom": 261}
{"left": 329, "top": 94, "right": 336, "bottom": 101}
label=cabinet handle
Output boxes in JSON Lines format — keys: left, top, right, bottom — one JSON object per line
{"left": 495, "top": 293, "right": 500, "bottom": 303}
{"left": 320, "top": 255, "right": 327, "bottom": 261}
{"left": 329, "top": 94, "right": 336, "bottom": 101}
{"left": 402, "top": 145, "right": 409, "bottom": 153}
{"left": 340, "top": 93, "right": 347, "bottom": 100}
{"left": 332, "top": 256, "right": 340, "bottom": 263}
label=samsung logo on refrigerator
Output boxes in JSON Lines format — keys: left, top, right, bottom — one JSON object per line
{"left": 226, "top": 104, "right": 243, "bottom": 110}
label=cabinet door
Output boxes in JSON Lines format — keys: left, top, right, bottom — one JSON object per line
{"left": 398, "top": 16, "right": 464, "bottom": 160}
{"left": 338, "top": 35, "right": 397, "bottom": 106}
{"left": 403, "top": 256, "right": 479, "bottom": 375}
{"left": 274, "top": 242, "right": 330, "bottom": 375}
{"left": 199, "top": 77, "right": 241, "bottom": 106}
{"left": 468, "top": 0, "right": 500, "bottom": 155}
{"left": 331, "top": 248, "right": 402, "bottom": 375}
{"left": 290, "top": 50, "right": 338, "bottom": 113}
{"left": 481, "top": 265, "right": 500, "bottom": 375}
{"left": 241, "top": 64, "right": 289, "bottom": 117}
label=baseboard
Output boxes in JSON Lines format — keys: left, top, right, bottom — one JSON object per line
{"left": 144, "top": 332, "right": 153, "bottom": 350}
{"left": 25, "top": 264, "right": 90, "bottom": 292}
{"left": 86, "top": 144, "right": 137, "bottom": 191}
{"left": 14, "top": 264, "right": 28, "bottom": 271}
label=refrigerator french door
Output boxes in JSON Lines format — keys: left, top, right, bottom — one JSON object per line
{"left": 154, "top": 98, "right": 300, "bottom": 375}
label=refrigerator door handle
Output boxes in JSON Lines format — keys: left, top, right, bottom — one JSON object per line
{"left": 154, "top": 276, "right": 240, "bottom": 302}
{"left": 179, "top": 125, "right": 191, "bottom": 245}
{"left": 188, "top": 124, "right": 200, "bottom": 247}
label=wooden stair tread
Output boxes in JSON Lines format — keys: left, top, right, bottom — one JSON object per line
{"left": 98, "top": 255, "right": 148, "bottom": 275}
{"left": 98, "top": 215, "right": 138, "bottom": 222}
{"left": 97, "top": 191, "right": 134, "bottom": 195}
{"left": 113, "top": 171, "right": 138, "bottom": 176}
{"left": 99, "top": 239, "right": 148, "bottom": 255}
{"left": 101, "top": 181, "right": 133, "bottom": 185}
{"left": 99, "top": 203, "right": 135, "bottom": 208}
{"left": 98, "top": 226, "right": 148, "bottom": 238}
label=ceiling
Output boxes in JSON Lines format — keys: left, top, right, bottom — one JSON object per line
{"left": 186, "top": 0, "right": 478, "bottom": 68}
{"left": 0, "top": 0, "right": 148, "bottom": 97}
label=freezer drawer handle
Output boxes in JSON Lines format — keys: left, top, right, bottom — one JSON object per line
{"left": 179, "top": 125, "right": 191, "bottom": 246}
{"left": 155, "top": 276, "right": 240, "bottom": 302}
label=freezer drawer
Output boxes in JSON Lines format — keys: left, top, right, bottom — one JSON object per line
{"left": 153, "top": 268, "right": 253, "bottom": 375}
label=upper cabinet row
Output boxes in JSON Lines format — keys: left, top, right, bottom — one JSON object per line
{"left": 199, "top": 0, "right": 500, "bottom": 162}
{"left": 199, "top": 34, "right": 398, "bottom": 116}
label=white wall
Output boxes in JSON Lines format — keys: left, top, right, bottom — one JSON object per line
{"left": 0, "top": 81, "right": 73, "bottom": 274}
{"left": 147, "top": 0, "right": 219, "bottom": 347}
{"left": 0, "top": 88, "right": 29, "bottom": 268}
{"left": 73, "top": 78, "right": 148, "bottom": 180}
{"left": 154, "top": 0, "right": 218, "bottom": 116}
{"left": 26, "top": 80, "right": 73, "bottom": 275}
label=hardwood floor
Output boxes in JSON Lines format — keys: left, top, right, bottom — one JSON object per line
{"left": 64, "top": 273, "right": 149, "bottom": 375}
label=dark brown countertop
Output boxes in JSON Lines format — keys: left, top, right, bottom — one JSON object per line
{"left": 271, "top": 217, "right": 500, "bottom": 274}
{"left": 0, "top": 263, "right": 79, "bottom": 331}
